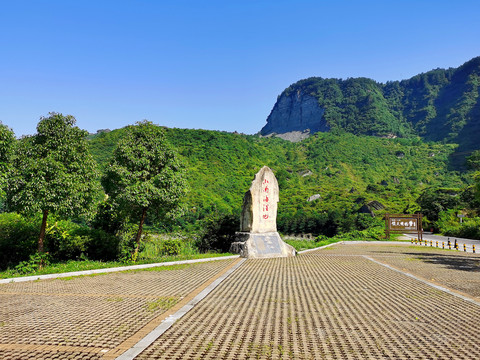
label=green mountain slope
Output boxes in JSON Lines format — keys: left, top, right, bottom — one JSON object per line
{"left": 89, "top": 127, "right": 467, "bottom": 235}
{"left": 263, "top": 57, "right": 480, "bottom": 157}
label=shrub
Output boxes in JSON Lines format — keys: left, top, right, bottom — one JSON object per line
{"left": 73, "top": 227, "right": 119, "bottom": 261}
{"left": 43, "top": 220, "right": 88, "bottom": 260}
{"left": 117, "top": 224, "right": 146, "bottom": 263}
{"left": 0, "top": 212, "right": 120, "bottom": 269}
{"left": 43, "top": 220, "right": 120, "bottom": 261}
{"left": 435, "top": 210, "right": 459, "bottom": 234}
{"left": 14, "top": 252, "right": 51, "bottom": 274}
{"left": 158, "top": 238, "right": 183, "bottom": 256}
{"left": 195, "top": 214, "right": 239, "bottom": 253}
{"left": 325, "top": 226, "right": 385, "bottom": 242}
{"left": 442, "top": 217, "right": 480, "bottom": 240}
{"left": 0, "top": 213, "right": 38, "bottom": 269}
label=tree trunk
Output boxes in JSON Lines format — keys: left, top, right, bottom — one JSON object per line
{"left": 133, "top": 207, "right": 147, "bottom": 259}
{"left": 38, "top": 209, "right": 48, "bottom": 253}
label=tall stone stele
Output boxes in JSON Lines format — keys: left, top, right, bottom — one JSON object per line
{"left": 230, "top": 166, "right": 296, "bottom": 258}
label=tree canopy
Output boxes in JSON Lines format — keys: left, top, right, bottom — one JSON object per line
{"left": 0, "top": 123, "right": 15, "bottom": 203}
{"left": 7, "top": 113, "right": 100, "bottom": 252}
{"left": 102, "top": 121, "right": 187, "bottom": 256}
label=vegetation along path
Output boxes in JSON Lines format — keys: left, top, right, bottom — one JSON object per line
{"left": 1, "top": 243, "right": 480, "bottom": 359}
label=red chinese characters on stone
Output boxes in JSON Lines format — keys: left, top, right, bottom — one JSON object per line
{"left": 262, "top": 178, "right": 271, "bottom": 221}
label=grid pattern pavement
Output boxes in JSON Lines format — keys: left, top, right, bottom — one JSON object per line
{"left": 326, "top": 243, "right": 480, "bottom": 299}
{"left": 136, "top": 244, "right": 480, "bottom": 359}
{"left": 1, "top": 243, "right": 480, "bottom": 359}
{"left": 0, "top": 259, "right": 238, "bottom": 360}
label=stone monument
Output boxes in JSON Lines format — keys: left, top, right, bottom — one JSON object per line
{"left": 230, "top": 166, "right": 296, "bottom": 258}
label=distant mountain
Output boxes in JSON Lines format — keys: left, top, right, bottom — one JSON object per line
{"left": 261, "top": 57, "right": 480, "bottom": 154}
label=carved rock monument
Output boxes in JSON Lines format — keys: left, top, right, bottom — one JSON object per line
{"left": 230, "top": 166, "right": 296, "bottom": 258}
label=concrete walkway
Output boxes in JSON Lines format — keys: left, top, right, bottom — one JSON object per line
{"left": 1, "top": 243, "right": 479, "bottom": 359}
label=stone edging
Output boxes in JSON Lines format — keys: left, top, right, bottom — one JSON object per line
{"left": 364, "top": 255, "right": 480, "bottom": 307}
{"left": 297, "top": 240, "right": 410, "bottom": 254}
{"left": 0, "top": 255, "right": 240, "bottom": 284}
{"left": 113, "top": 258, "right": 247, "bottom": 360}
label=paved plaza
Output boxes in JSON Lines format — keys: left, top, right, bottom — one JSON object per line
{"left": 1, "top": 243, "right": 479, "bottom": 359}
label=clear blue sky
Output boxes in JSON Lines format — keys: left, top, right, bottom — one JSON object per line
{"left": 1, "top": 0, "right": 479, "bottom": 137}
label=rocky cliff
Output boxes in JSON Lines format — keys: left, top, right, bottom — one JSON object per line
{"left": 260, "top": 90, "right": 329, "bottom": 139}
{"left": 260, "top": 57, "right": 480, "bottom": 156}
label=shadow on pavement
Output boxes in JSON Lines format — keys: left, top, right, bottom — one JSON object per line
{"left": 403, "top": 252, "right": 480, "bottom": 272}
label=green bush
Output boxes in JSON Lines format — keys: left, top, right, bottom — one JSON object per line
{"left": 441, "top": 217, "right": 480, "bottom": 240}
{"left": 158, "top": 238, "right": 182, "bottom": 256}
{"left": 43, "top": 220, "right": 88, "bottom": 260}
{"left": 146, "top": 239, "right": 183, "bottom": 256}
{"left": 14, "top": 252, "right": 51, "bottom": 274}
{"left": 0, "top": 212, "right": 120, "bottom": 269}
{"left": 0, "top": 213, "right": 38, "bottom": 269}
{"left": 195, "top": 214, "right": 239, "bottom": 253}
{"left": 435, "top": 210, "right": 459, "bottom": 234}
{"left": 329, "top": 226, "right": 385, "bottom": 241}
{"left": 117, "top": 224, "right": 146, "bottom": 263}
{"left": 73, "top": 227, "right": 119, "bottom": 261}
{"left": 286, "top": 226, "right": 386, "bottom": 252}
{"left": 43, "top": 219, "right": 120, "bottom": 261}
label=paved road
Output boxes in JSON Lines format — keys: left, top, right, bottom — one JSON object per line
{"left": 404, "top": 232, "right": 480, "bottom": 248}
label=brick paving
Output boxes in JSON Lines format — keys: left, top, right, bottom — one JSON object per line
{"left": 1, "top": 243, "right": 480, "bottom": 359}
{"left": 137, "top": 244, "right": 480, "bottom": 359}
{"left": 0, "top": 259, "right": 238, "bottom": 360}
{"left": 326, "top": 242, "right": 480, "bottom": 299}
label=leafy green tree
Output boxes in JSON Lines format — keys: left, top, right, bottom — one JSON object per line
{"left": 466, "top": 150, "right": 480, "bottom": 170}
{"left": 474, "top": 172, "right": 480, "bottom": 205}
{"left": 0, "top": 122, "right": 15, "bottom": 205}
{"left": 102, "top": 121, "right": 187, "bottom": 258}
{"left": 196, "top": 213, "right": 239, "bottom": 253}
{"left": 416, "top": 188, "right": 462, "bottom": 223}
{"left": 7, "top": 113, "right": 100, "bottom": 253}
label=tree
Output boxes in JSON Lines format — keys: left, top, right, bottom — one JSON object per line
{"left": 102, "top": 121, "right": 187, "bottom": 258}
{"left": 7, "top": 113, "right": 100, "bottom": 253}
{"left": 466, "top": 150, "right": 480, "bottom": 171}
{"left": 416, "top": 188, "right": 462, "bottom": 223}
{"left": 474, "top": 172, "right": 480, "bottom": 205}
{"left": 0, "top": 122, "right": 15, "bottom": 207}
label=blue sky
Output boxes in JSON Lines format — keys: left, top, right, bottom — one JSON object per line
{"left": 1, "top": 0, "right": 479, "bottom": 137}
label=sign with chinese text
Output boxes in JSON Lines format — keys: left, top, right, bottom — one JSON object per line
{"left": 385, "top": 214, "right": 423, "bottom": 240}
{"left": 240, "top": 166, "right": 279, "bottom": 233}
{"left": 389, "top": 218, "right": 418, "bottom": 231}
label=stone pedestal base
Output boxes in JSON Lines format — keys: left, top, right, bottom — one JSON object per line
{"left": 230, "top": 232, "right": 296, "bottom": 259}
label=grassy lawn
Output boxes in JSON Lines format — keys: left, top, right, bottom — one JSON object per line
{"left": 285, "top": 232, "right": 405, "bottom": 252}
{"left": 0, "top": 252, "right": 235, "bottom": 279}
{"left": 285, "top": 238, "right": 340, "bottom": 251}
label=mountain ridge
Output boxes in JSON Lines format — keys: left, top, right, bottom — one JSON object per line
{"left": 261, "top": 57, "right": 480, "bottom": 156}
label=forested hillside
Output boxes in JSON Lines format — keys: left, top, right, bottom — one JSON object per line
{"left": 89, "top": 127, "right": 470, "bottom": 235}
{"left": 262, "top": 57, "right": 480, "bottom": 162}
{"left": 1, "top": 121, "right": 478, "bottom": 273}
